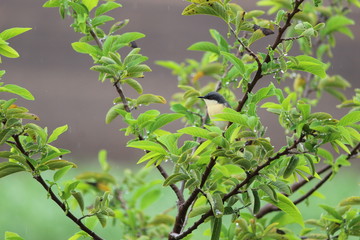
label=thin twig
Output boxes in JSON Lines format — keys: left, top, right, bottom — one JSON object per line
{"left": 256, "top": 142, "right": 360, "bottom": 218}
{"left": 13, "top": 135, "right": 104, "bottom": 240}
{"left": 235, "top": 0, "right": 304, "bottom": 113}
{"left": 87, "top": 22, "right": 185, "bottom": 205}
{"left": 172, "top": 135, "right": 305, "bottom": 240}
{"left": 229, "top": 26, "right": 262, "bottom": 70}
{"left": 169, "top": 157, "right": 217, "bottom": 239}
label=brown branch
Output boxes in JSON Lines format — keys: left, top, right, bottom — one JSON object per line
{"left": 235, "top": 0, "right": 304, "bottom": 113}
{"left": 13, "top": 135, "right": 104, "bottom": 240}
{"left": 114, "top": 82, "right": 131, "bottom": 112}
{"left": 172, "top": 135, "right": 305, "bottom": 239}
{"left": 169, "top": 157, "right": 217, "bottom": 239}
{"left": 157, "top": 165, "right": 185, "bottom": 205}
{"left": 229, "top": 27, "right": 262, "bottom": 69}
{"left": 88, "top": 22, "right": 185, "bottom": 205}
{"left": 256, "top": 142, "right": 360, "bottom": 218}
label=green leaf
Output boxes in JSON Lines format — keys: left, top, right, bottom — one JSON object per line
{"left": 264, "top": 193, "right": 304, "bottom": 227}
{"left": 182, "top": 2, "right": 227, "bottom": 22}
{"left": 211, "top": 217, "right": 222, "bottom": 240}
{"left": 91, "top": 15, "right": 114, "bottom": 27}
{"left": 319, "top": 204, "right": 342, "bottom": 220}
{"left": 98, "top": 149, "right": 110, "bottom": 172}
{"left": 53, "top": 165, "right": 73, "bottom": 182}
{"left": 115, "top": 32, "right": 145, "bottom": 44}
{"left": 189, "top": 205, "right": 211, "bottom": 218}
{"left": 0, "top": 83, "right": 36, "bottom": 100}
{"left": 287, "top": 55, "right": 326, "bottom": 78}
{"left": 0, "top": 162, "right": 26, "bottom": 178}
{"left": 82, "top": 0, "right": 99, "bottom": 12}
{"left": 95, "top": 2, "right": 122, "bottom": 16}
{"left": 105, "top": 104, "right": 124, "bottom": 124}
{"left": 322, "top": 15, "right": 355, "bottom": 36}
{"left": 48, "top": 125, "right": 68, "bottom": 143}
{"left": 0, "top": 45, "right": 19, "bottom": 58}
{"left": 188, "top": 41, "right": 219, "bottom": 54}
{"left": 339, "top": 196, "right": 360, "bottom": 206}
{"left": 4, "top": 232, "right": 24, "bottom": 240}
{"left": 163, "top": 173, "right": 190, "bottom": 186}
{"left": 220, "top": 51, "right": 245, "bottom": 75}
{"left": 71, "top": 191, "right": 85, "bottom": 212}
{"left": 140, "top": 188, "right": 161, "bottom": 209}
{"left": 127, "top": 140, "right": 167, "bottom": 154}
{"left": 259, "top": 184, "right": 278, "bottom": 202}
{"left": 149, "top": 113, "right": 184, "bottom": 132}
{"left": 0, "top": 28, "right": 31, "bottom": 41}
{"left": 283, "top": 156, "right": 300, "bottom": 179}
{"left": 25, "top": 123, "right": 47, "bottom": 144}
{"left": 136, "top": 94, "right": 167, "bottom": 105}
{"left": 211, "top": 193, "right": 224, "bottom": 218}
{"left": 0, "top": 129, "right": 18, "bottom": 145}
{"left": 338, "top": 111, "right": 360, "bottom": 126}
{"left": 42, "top": 0, "right": 62, "bottom": 8}
{"left": 96, "top": 213, "right": 107, "bottom": 228}
{"left": 178, "top": 126, "right": 210, "bottom": 139}
{"left": 42, "top": 160, "right": 77, "bottom": 170}
{"left": 71, "top": 42, "right": 99, "bottom": 55}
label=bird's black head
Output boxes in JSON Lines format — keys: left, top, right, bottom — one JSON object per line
{"left": 198, "top": 92, "right": 228, "bottom": 104}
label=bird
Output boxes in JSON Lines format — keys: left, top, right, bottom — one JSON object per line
{"left": 198, "top": 91, "right": 230, "bottom": 130}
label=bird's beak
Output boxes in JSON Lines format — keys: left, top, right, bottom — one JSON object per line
{"left": 198, "top": 96, "right": 204, "bottom": 99}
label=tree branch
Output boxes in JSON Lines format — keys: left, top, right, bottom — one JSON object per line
{"left": 235, "top": 0, "right": 304, "bottom": 113}
{"left": 256, "top": 142, "right": 360, "bottom": 218}
{"left": 13, "top": 135, "right": 104, "bottom": 240}
{"left": 172, "top": 135, "right": 305, "bottom": 239}
{"left": 169, "top": 157, "right": 217, "bottom": 239}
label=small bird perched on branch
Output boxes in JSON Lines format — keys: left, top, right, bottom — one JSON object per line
{"left": 198, "top": 91, "right": 230, "bottom": 130}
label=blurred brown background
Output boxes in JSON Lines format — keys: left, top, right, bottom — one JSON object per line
{"left": 0, "top": 1, "right": 359, "bottom": 163}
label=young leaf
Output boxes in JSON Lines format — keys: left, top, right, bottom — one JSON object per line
{"left": 220, "top": 51, "right": 245, "bottom": 75}
{"left": 338, "top": 111, "right": 360, "bottom": 126}
{"left": 91, "top": 15, "right": 114, "bottom": 27}
{"left": 178, "top": 126, "right": 210, "bottom": 139}
{"left": 127, "top": 140, "right": 167, "bottom": 154}
{"left": 182, "top": 2, "right": 227, "bottom": 22}
{"left": 95, "top": 2, "right": 122, "bottom": 16}
{"left": 287, "top": 55, "right": 326, "bottom": 78}
{"left": 264, "top": 193, "right": 304, "bottom": 227}
{"left": 48, "top": 125, "right": 68, "bottom": 143}
{"left": 98, "top": 149, "right": 110, "bottom": 172}
{"left": 71, "top": 42, "right": 99, "bottom": 55}
{"left": 163, "top": 173, "right": 190, "bottom": 186}
{"left": 82, "top": 0, "right": 99, "bottom": 12}
{"left": 211, "top": 217, "right": 222, "bottom": 240}
{"left": 42, "top": 160, "right": 77, "bottom": 170}
{"left": 105, "top": 104, "right": 124, "bottom": 124}
{"left": 4, "top": 232, "right": 24, "bottom": 240}
{"left": 0, "top": 27, "right": 31, "bottom": 41}
{"left": 149, "top": 113, "right": 183, "bottom": 132}
{"left": 188, "top": 41, "right": 220, "bottom": 54}
{"left": 53, "top": 165, "right": 73, "bottom": 182}
{"left": 0, "top": 45, "right": 19, "bottom": 58}
{"left": 283, "top": 156, "right": 300, "bottom": 179}
{"left": 136, "top": 94, "right": 166, "bottom": 105}
{"left": 0, "top": 162, "right": 26, "bottom": 178}
{"left": 0, "top": 84, "right": 35, "bottom": 100}
{"left": 71, "top": 191, "right": 85, "bottom": 212}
